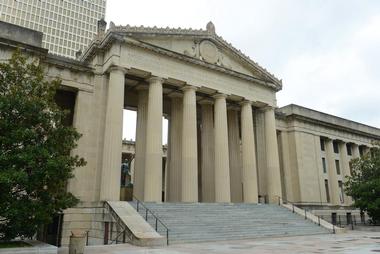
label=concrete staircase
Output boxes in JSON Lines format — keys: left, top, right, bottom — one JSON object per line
{"left": 130, "top": 202, "right": 330, "bottom": 244}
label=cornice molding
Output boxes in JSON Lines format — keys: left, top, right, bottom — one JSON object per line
{"left": 109, "top": 24, "right": 282, "bottom": 87}
{"left": 81, "top": 26, "right": 282, "bottom": 91}
{"left": 286, "top": 114, "right": 380, "bottom": 140}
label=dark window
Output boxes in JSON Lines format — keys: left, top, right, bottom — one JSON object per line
{"left": 333, "top": 141, "right": 339, "bottom": 153}
{"left": 338, "top": 180, "right": 344, "bottom": 203}
{"left": 360, "top": 211, "right": 366, "bottom": 223}
{"left": 331, "top": 212, "right": 337, "bottom": 225}
{"left": 325, "top": 179, "right": 330, "bottom": 203}
{"left": 359, "top": 146, "right": 364, "bottom": 157}
{"left": 335, "top": 160, "right": 340, "bottom": 175}
{"left": 370, "top": 148, "right": 375, "bottom": 158}
{"left": 346, "top": 143, "right": 352, "bottom": 156}
{"left": 54, "top": 89, "right": 76, "bottom": 127}
{"left": 346, "top": 213, "right": 352, "bottom": 225}
{"left": 320, "top": 137, "right": 325, "bottom": 151}
{"left": 322, "top": 158, "right": 327, "bottom": 173}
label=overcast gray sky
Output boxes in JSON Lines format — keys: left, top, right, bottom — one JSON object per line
{"left": 105, "top": 0, "right": 380, "bottom": 141}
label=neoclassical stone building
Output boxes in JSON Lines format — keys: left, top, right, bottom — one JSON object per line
{"left": 1, "top": 20, "right": 379, "bottom": 245}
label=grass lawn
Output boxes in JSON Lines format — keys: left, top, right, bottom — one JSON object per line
{"left": 0, "top": 241, "right": 31, "bottom": 248}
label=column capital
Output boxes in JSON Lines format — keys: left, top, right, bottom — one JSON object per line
{"left": 239, "top": 100, "right": 253, "bottom": 106}
{"left": 146, "top": 76, "right": 164, "bottom": 84}
{"left": 181, "top": 85, "right": 198, "bottom": 92}
{"left": 108, "top": 66, "right": 127, "bottom": 75}
{"left": 337, "top": 139, "right": 348, "bottom": 144}
{"left": 212, "top": 93, "right": 228, "bottom": 100}
{"left": 263, "top": 105, "right": 276, "bottom": 111}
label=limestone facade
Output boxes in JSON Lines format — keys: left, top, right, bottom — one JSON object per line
{"left": 276, "top": 104, "right": 380, "bottom": 221}
{"left": 1, "top": 21, "right": 380, "bottom": 245}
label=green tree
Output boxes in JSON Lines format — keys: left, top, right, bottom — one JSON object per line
{"left": 0, "top": 50, "right": 85, "bottom": 240}
{"left": 345, "top": 143, "right": 380, "bottom": 224}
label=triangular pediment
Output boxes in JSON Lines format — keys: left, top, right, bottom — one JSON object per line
{"left": 83, "top": 22, "right": 282, "bottom": 90}
{"left": 139, "top": 36, "right": 258, "bottom": 76}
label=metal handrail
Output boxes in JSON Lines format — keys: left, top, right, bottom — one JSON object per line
{"left": 103, "top": 202, "right": 131, "bottom": 244}
{"left": 275, "top": 195, "right": 336, "bottom": 234}
{"left": 132, "top": 195, "right": 170, "bottom": 245}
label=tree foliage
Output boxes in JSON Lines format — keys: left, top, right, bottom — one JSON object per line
{"left": 0, "top": 50, "right": 85, "bottom": 240}
{"left": 345, "top": 143, "right": 380, "bottom": 224}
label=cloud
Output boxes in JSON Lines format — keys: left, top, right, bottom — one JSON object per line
{"left": 277, "top": 14, "right": 380, "bottom": 127}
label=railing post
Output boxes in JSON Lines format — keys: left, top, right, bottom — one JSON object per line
{"left": 145, "top": 209, "right": 148, "bottom": 221}
{"left": 166, "top": 230, "right": 169, "bottom": 245}
{"left": 304, "top": 209, "right": 307, "bottom": 219}
{"left": 104, "top": 222, "right": 109, "bottom": 245}
{"left": 318, "top": 216, "right": 320, "bottom": 226}
{"left": 123, "top": 230, "right": 126, "bottom": 243}
{"left": 278, "top": 196, "right": 280, "bottom": 206}
{"left": 137, "top": 200, "right": 139, "bottom": 212}
{"left": 333, "top": 224, "right": 335, "bottom": 234}
{"left": 86, "top": 231, "right": 89, "bottom": 246}
{"left": 155, "top": 218, "right": 158, "bottom": 231}
{"left": 102, "top": 202, "right": 105, "bottom": 220}
{"left": 292, "top": 204, "right": 294, "bottom": 213}
{"left": 351, "top": 220, "right": 354, "bottom": 230}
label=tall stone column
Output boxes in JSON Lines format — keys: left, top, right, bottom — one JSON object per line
{"left": 144, "top": 77, "right": 163, "bottom": 202}
{"left": 240, "top": 101, "right": 259, "bottom": 203}
{"left": 166, "top": 94, "right": 183, "bottom": 202}
{"left": 200, "top": 100, "right": 215, "bottom": 202}
{"left": 100, "top": 67, "right": 126, "bottom": 201}
{"left": 181, "top": 86, "right": 198, "bottom": 202}
{"left": 352, "top": 144, "right": 360, "bottom": 158}
{"left": 227, "top": 107, "right": 242, "bottom": 202}
{"left": 133, "top": 87, "right": 148, "bottom": 200}
{"left": 326, "top": 139, "right": 340, "bottom": 205}
{"left": 69, "top": 90, "right": 95, "bottom": 201}
{"left": 213, "top": 93, "right": 231, "bottom": 203}
{"left": 264, "top": 107, "right": 282, "bottom": 204}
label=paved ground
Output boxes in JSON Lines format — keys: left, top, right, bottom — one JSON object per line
{"left": 59, "top": 231, "right": 380, "bottom": 254}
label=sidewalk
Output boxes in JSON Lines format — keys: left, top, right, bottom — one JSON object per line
{"left": 59, "top": 231, "right": 380, "bottom": 254}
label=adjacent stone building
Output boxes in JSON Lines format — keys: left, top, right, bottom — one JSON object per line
{"left": 0, "top": 20, "right": 379, "bottom": 246}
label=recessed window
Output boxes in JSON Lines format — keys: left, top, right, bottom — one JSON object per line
{"left": 333, "top": 141, "right": 339, "bottom": 154}
{"left": 338, "top": 181, "right": 344, "bottom": 203}
{"left": 346, "top": 143, "right": 352, "bottom": 156}
{"left": 359, "top": 146, "right": 364, "bottom": 157}
{"left": 322, "top": 158, "right": 327, "bottom": 173}
{"left": 335, "top": 160, "right": 340, "bottom": 175}
{"left": 320, "top": 137, "right": 325, "bottom": 151}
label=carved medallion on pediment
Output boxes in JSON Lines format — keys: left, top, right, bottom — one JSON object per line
{"left": 199, "top": 40, "right": 219, "bottom": 64}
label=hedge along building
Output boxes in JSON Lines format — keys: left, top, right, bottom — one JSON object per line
{"left": 1, "top": 20, "right": 380, "bottom": 245}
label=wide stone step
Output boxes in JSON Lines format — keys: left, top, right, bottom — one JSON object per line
{"left": 169, "top": 232, "right": 326, "bottom": 244}
{"left": 128, "top": 202, "right": 329, "bottom": 244}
